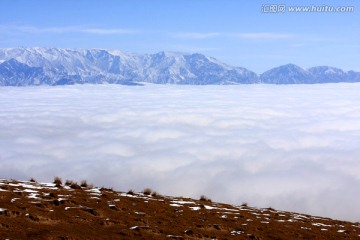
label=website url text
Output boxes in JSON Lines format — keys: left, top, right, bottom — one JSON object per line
{"left": 262, "top": 5, "right": 355, "bottom": 13}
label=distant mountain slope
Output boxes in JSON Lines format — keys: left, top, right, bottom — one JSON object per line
{"left": 260, "top": 64, "right": 360, "bottom": 84}
{"left": 308, "top": 66, "right": 349, "bottom": 83}
{"left": 0, "top": 47, "right": 258, "bottom": 86}
{"left": 0, "top": 47, "right": 359, "bottom": 86}
{"left": 0, "top": 58, "right": 49, "bottom": 86}
{"left": 260, "top": 64, "right": 314, "bottom": 84}
{"left": 348, "top": 70, "right": 360, "bottom": 82}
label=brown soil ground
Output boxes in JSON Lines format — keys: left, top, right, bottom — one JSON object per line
{"left": 0, "top": 178, "right": 359, "bottom": 239}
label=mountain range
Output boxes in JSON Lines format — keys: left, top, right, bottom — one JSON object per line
{"left": 0, "top": 47, "right": 359, "bottom": 86}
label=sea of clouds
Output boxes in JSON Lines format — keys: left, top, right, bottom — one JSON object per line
{"left": 1, "top": 83, "right": 360, "bottom": 221}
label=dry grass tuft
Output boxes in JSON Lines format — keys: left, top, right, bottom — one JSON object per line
{"left": 199, "top": 195, "right": 212, "bottom": 202}
{"left": 70, "top": 182, "right": 81, "bottom": 189}
{"left": 127, "top": 189, "right": 135, "bottom": 195}
{"left": 80, "top": 180, "right": 88, "bottom": 188}
{"left": 53, "top": 177, "right": 62, "bottom": 187}
{"left": 143, "top": 188, "right": 152, "bottom": 195}
{"left": 100, "top": 187, "right": 113, "bottom": 191}
{"left": 199, "top": 195, "right": 211, "bottom": 202}
{"left": 49, "top": 192, "right": 58, "bottom": 198}
{"left": 65, "top": 180, "right": 74, "bottom": 186}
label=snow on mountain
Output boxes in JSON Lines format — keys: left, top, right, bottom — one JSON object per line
{"left": 0, "top": 47, "right": 258, "bottom": 86}
{"left": 260, "top": 64, "right": 315, "bottom": 84}
{"left": 308, "top": 66, "right": 349, "bottom": 83}
{"left": 0, "top": 58, "right": 50, "bottom": 86}
{"left": 139, "top": 52, "right": 258, "bottom": 84}
{"left": 347, "top": 70, "right": 360, "bottom": 82}
{"left": 0, "top": 47, "right": 359, "bottom": 86}
{"left": 260, "top": 64, "right": 360, "bottom": 84}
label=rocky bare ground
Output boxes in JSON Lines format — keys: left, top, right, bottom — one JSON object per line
{"left": 1, "top": 178, "right": 359, "bottom": 239}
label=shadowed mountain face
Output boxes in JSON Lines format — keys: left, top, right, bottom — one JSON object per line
{"left": 0, "top": 48, "right": 359, "bottom": 86}
{"left": 1, "top": 178, "right": 360, "bottom": 239}
{"left": 0, "top": 59, "right": 49, "bottom": 86}
{"left": 260, "top": 64, "right": 314, "bottom": 84}
{"left": 260, "top": 64, "right": 360, "bottom": 84}
{"left": 308, "top": 66, "right": 350, "bottom": 83}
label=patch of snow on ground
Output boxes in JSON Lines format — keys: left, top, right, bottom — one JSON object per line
{"left": 312, "top": 223, "right": 333, "bottom": 227}
{"left": 171, "top": 200, "right": 196, "bottom": 205}
{"left": 189, "top": 206, "right": 201, "bottom": 211}
{"left": 27, "top": 193, "right": 40, "bottom": 199}
{"left": 204, "top": 205, "right": 217, "bottom": 210}
{"left": 170, "top": 204, "right": 182, "bottom": 207}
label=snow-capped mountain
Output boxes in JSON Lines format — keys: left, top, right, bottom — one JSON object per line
{"left": 260, "top": 64, "right": 360, "bottom": 84}
{"left": 347, "top": 70, "right": 360, "bottom": 82}
{"left": 141, "top": 52, "right": 258, "bottom": 84}
{"left": 0, "top": 47, "right": 359, "bottom": 86}
{"left": 308, "top": 66, "right": 349, "bottom": 83}
{"left": 260, "top": 64, "right": 314, "bottom": 84}
{"left": 0, "top": 58, "right": 49, "bottom": 86}
{"left": 0, "top": 47, "right": 258, "bottom": 86}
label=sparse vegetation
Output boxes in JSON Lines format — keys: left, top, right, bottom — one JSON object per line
{"left": 199, "top": 195, "right": 212, "bottom": 202}
{"left": 241, "top": 202, "right": 248, "bottom": 207}
{"left": 53, "top": 177, "right": 62, "bottom": 187}
{"left": 127, "top": 189, "right": 135, "bottom": 195}
{"left": 64, "top": 179, "right": 82, "bottom": 189}
{"left": 65, "top": 180, "right": 74, "bottom": 186}
{"left": 29, "top": 178, "right": 36, "bottom": 182}
{"left": 49, "top": 192, "right": 58, "bottom": 198}
{"left": 70, "top": 182, "right": 81, "bottom": 189}
{"left": 80, "top": 180, "right": 88, "bottom": 188}
{"left": 2, "top": 177, "right": 360, "bottom": 239}
{"left": 100, "top": 187, "right": 113, "bottom": 192}
{"left": 143, "top": 188, "right": 152, "bottom": 195}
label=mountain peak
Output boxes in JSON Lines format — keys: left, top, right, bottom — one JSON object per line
{"left": 158, "top": 51, "right": 187, "bottom": 57}
{"left": 0, "top": 47, "right": 359, "bottom": 86}
{"left": 0, "top": 47, "right": 260, "bottom": 86}
{"left": 260, "top": 64, "right": 313, "bottom": 84}
{"left": 308, "top": 66, "right": 348, "bottom": 83}
{"left": 273, "top": 64, "right": 305, "bottom": 71}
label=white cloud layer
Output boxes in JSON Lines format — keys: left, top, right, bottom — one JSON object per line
{"left": 0, "top": 24, "right": 137, "bottom": 35}
{"left": 1, "top": 84, "right": 360, "bottom": 221}
{"left": 235, "top": 32, "right": 294, "bottom": 40}
{"left": 170, "top": 31, "right": 294, "bottom": 41}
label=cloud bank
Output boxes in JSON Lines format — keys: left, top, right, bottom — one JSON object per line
{"left": 0, "top": 24, "right": 137, "bottom": 35}
{"left": 1, "top": 84, "right": 360, "bottom": 221}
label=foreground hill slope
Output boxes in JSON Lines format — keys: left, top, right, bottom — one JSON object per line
{"left": 1, "top": 178, "right": 359, "bottom": 239}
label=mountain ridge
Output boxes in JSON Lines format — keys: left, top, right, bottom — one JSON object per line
{"left": 0, "top": 47, "right": 359, "bottom": 86}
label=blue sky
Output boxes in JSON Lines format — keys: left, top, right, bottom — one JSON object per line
{"left": 0, "top": 0, "right": 359, "bottom": 73}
